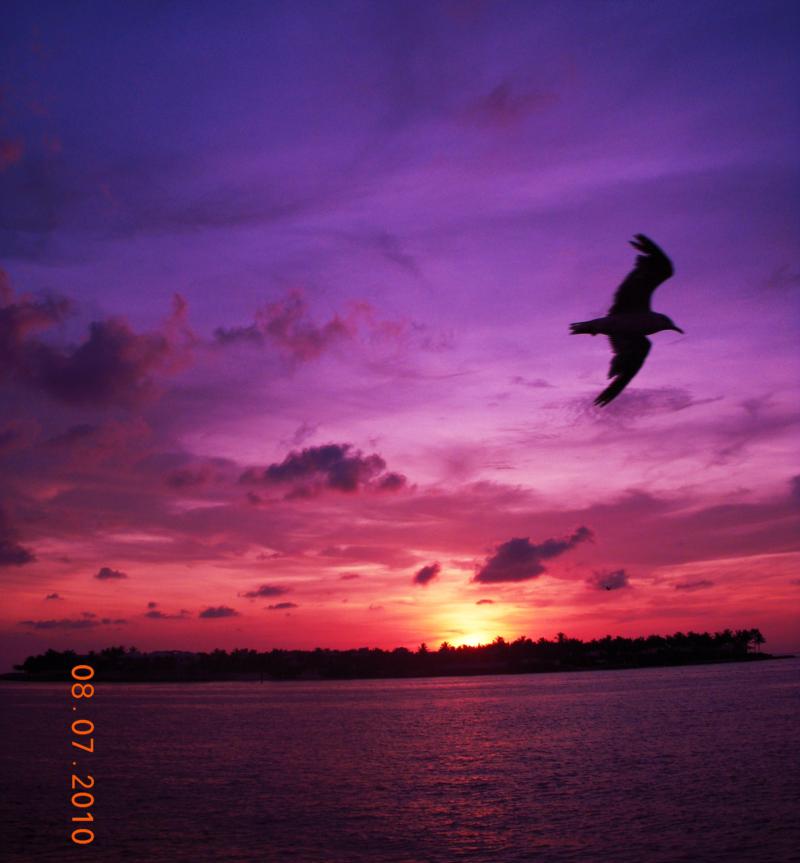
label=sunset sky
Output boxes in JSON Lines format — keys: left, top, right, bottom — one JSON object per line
{"left": 1, "top": 0, "right": 798, "bottom": 670}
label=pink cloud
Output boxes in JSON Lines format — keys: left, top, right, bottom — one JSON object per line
{"left": 214, "top": 290, "right": 353, "bottom": 361}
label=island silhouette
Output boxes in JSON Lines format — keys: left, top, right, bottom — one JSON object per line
{"left": 7, "top": 628, "right": 780, "bottom": 682}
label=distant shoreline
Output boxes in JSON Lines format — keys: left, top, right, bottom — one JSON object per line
{"left": 3, "top": 651, "right": 793, "bottom": 684}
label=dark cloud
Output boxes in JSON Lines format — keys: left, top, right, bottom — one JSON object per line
{"left": 587, "top": 569, "right": 630, "bottom": 591}
{"left": 27, "top": 318, "right": 172, "bottom": 406}
{"left": 241, "top": 443, "right": 407, "bottom": 498}
{"left": 791, "top": 475, "right": 800, "bottom": 503}
{"left": 19, "top": 618, "right": 96, "bottom": 630}
{"left": 199, "top": 605, "right": 239, "bottom": 619}
{"left": 0, "top": 537, "right": 35, "bottom": 567}
{"left": 214, "top": 290, "right": 352, "bottom": 361}
{"left": 0, "top": 270, "right": 71, "bottom": 373}
{"left": 266, "top": 602, "right": 298, "bottom": 611}
{"left": 0, "top": 506, "right": 35, "bottom": 567}
{"left": 474, "top": 527, "right": 593, "bottom": 584}
{"left": 476, "top": 598, "right": 494, "bottom": 605}
{"left": 18, "top": 617, "right": 127, "bottom": 629}
{"left": 413, "top": 562, "right": 441, "bottom": 587}
{"left": 147, "top": 601, "right": 158, "bottom": 609}
{"left": 145, "top": 608, "right": 190, "bottom": 620}
{"left": 95, "top": 566, "right": 128, "bottom": 580}
{"left": 377, "top": 472, "right": 407, "bottom": 492}
{"left": 1, "top": 272, "right": 189, "bottom": 405}
{"left": 240, "top": 584, "right": 287, "bottom": 599}
{"left": 45, "top": 593, "right": 62, "bottom": 600}
{"left": 339, "top": 572, "right": 360, "bottom": 580}
{"left": 674, "top": 579, "right": 714, "bottom": 591}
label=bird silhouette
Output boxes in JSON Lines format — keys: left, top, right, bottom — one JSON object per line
{"left": 570, "top": 234, "right": 683, "bottom": 406}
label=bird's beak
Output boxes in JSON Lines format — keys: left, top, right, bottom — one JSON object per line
{"left": 672, "top": 326, "right": 684, "bottom": 334}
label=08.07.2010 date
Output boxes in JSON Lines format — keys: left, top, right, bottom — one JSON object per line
{"left": 69, "top": 664, "right": 96, "bottom": 845}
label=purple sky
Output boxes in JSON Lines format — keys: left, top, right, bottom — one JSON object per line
{"left": 1, "top": 0, "right": 798, "bottom": 669}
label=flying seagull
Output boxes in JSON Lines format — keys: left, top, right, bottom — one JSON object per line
{"left": 570, "top": 234, "right": 683, "bottom": 406}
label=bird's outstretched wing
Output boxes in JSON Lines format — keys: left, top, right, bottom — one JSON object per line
{"left": 594, "top": 335, "right": 651, "bottom": 406}
{"left": 609, "top": 234, "right": 673, "bottom": 314}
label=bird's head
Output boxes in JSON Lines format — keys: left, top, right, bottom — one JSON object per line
{"left": 659, "top": 315, "right": 684, "bottom": 334}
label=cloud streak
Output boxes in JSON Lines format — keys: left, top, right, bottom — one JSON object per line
{"left": 674, "top": 579, "right": 715, "bottom": 591}
{"left": 198, "top": 605, "right": 239, "bottom": 619}
{"left": 145, "top": 609, "right": 191, "bottom": 620}
{"left": 95, "top": 567, "right": 128, "bottom": 581}
{"left": 18, "top": 617, "right": 127, "bottom": 630}
{"left": 240, "top": 584, "right": 288, "bottom": 599}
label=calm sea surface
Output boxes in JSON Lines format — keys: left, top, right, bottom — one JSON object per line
{"left": 1, "top": 660, "right": 798, "bottom": 863}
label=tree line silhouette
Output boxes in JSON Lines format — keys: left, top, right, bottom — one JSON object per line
{"left": 7, "top": 628, "right": 775, "bottom": 682}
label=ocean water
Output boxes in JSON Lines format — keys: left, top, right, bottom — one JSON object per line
{"left": 1, "top": 659, "right": 798, "bottom": 863}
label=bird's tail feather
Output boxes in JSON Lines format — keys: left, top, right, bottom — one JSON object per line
{"left": 570, "top": 321, "right": 596, "bottom": 335}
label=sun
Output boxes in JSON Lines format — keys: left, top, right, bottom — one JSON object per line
{"left": 434, "top": 604, "right": 503, "bottom": 649}
{"left": 448, "top": 631, "right": 495, "bottom": 648}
